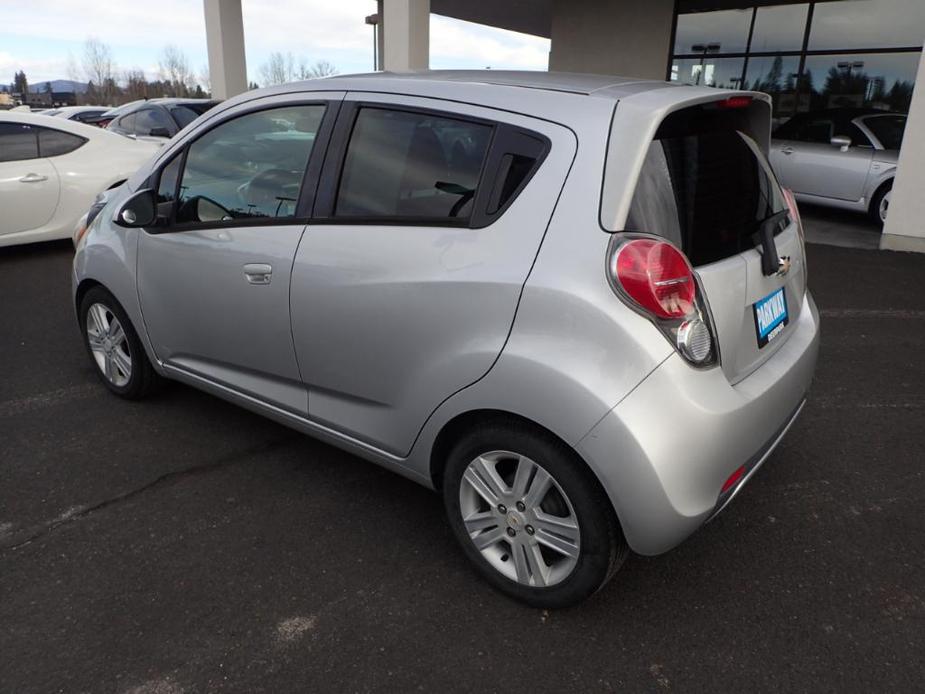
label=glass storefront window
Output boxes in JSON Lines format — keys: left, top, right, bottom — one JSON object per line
{"left": 809, "top": 0, "right": 925, "bottom": 50}
{"left": 671, "top": 57, "right": 746, "bottom": 89}
{"left": 802, "top": 52, "right": 920, "bottom": 112}
{"left": 674, "top": 10, "right": 752, "bottom": 55}
{"left": 744, "top": 55, "right": 803, "bottom": 122}
{"left": 750, "top": 4, "right": 809, "bottom": 52}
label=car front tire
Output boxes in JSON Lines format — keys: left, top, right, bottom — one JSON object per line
{"left": 442, "top": 420, "right": 628, "bottom": 608}
{"left": 870, "top": 181, "right": 892, "bottom": 225}
{"left": 79, "top": 286, "right": 161, "bottom": 399}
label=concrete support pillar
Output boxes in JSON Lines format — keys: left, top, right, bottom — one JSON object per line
{"left": 549, "top": 0, "right": 674, "bottom": 80}
{"left": 882, "top": 48, "right": 925, "bottom": 252}
{"left": 379, "top": 0, "right": 430, "bottom": 72}
{"left": 204, "top": 0, "right": 248, "bottom": 100}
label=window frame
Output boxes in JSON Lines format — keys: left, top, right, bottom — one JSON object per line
{"left": 313, "top": 100, "right": 550, "bottom": 230}
{"left": 144, "top": 99, "right": 339, "bottom": 235}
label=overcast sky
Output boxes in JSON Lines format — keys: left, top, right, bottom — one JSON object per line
{"left": 1, "top": 0, "right": 550, "bottom": 86}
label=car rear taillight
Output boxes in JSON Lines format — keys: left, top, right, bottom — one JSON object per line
{"left": 608, "top": 238, "right": 716, "bottom": 366}
{"left": 614, "top": 239, "right": 695, "bottom": 319}
{"left": 782, "top": 187, "right": 807, "bottom": 291}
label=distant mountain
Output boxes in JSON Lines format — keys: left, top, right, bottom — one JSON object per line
{"left": 28, "top": 79, "right": 89, "bottom": 94}
{"left": 0, "top": 79, "right": 89, "bottom": 93}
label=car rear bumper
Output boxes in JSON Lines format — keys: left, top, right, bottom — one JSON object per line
{"left": 577, "top": 291, "right": 820, "bottom": 556}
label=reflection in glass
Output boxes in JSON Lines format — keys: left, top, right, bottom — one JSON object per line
{"left": 750, "top": 4, "right": 809, "bottom": 52}
{"left": 745, "top": 55, "right": 802, "bottom": 121}
{"left": 809, "top": 0, "right": 925, "bottom": 50}
{"left": 674, "top": 10, "right": 752, "bottom": 54}
{"left": 672, "top": 58, "right": 746, "bottom": 89}
{"left": 802, "top": 53, "right": 920, "bottom": 113}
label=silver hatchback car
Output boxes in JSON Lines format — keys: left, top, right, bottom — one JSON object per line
{"left": 73, "top": 72, "right": 819, "bottom": 607}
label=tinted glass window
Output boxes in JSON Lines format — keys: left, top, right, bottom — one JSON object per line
{"left": 0, "top": 123, "right": 39, "bottom": 161}
{"left": 863, "top": 115, "right": 907, "bottom": 149}
{"left": 135, "top": 108, "right": 174, "bottom": 136}
{"left": 744, "top": 55, "right": 801, "bottom": 122}
{"left": 671, "top": 57, "right": 745, "bottom": 89}
{"left": 156, "top": 154, "right": 183, "bottom": 206}
{"left": 169, "top": 105, "right": 207, "bottom": 129}
{"left": 74, "top": 110, "right": 106, "bottom": 123}
{"left": 751, "top": 4, "right": 810, "bottom": 52}
{"left": 674, "top": 10, "right": 751, "bottom": 54}
{"left": 113, "top": 113, "right": 136, "bottom": 133}
{"left": 802, "top": 53, "right": 919, "bottom": 113}
{"left": 627, "top": 130, "right": 785, "bottom": 266}
{"left": 809, "top": 0, "right": 925, "bottom": 50}
{"left": 335, "top": 108, "right": 492, "bottom": 219}
{"left": 175, "top": 104, "right": 324, "bottom": 224}
{"left": 37, "top": 127, "right": 86, "bottom": 157}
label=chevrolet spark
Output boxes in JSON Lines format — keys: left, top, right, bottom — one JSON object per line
{"left": 73, "top": 71, "right": 819, "bottom": 607}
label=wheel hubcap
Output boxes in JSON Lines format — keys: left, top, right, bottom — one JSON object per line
{"left": 459, "top": 450, "right": 580, "bottom": 588}
{"left": 880, "top": 190, "right": 891, "bottom": 222}
{"left": 86, "top": 303, "right": 132, "bottom": 387}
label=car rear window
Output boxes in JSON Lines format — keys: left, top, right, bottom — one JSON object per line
{"left": 626, "top": 128, "right": 786, "bottom": 266}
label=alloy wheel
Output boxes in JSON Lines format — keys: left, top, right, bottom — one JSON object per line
{"left": 458, "top": 450, "right": 581, "bottom": 588}
{"left": 86, "top": 302, "right": 132, "bottom": 387}
{"left": 880, "top": 189, "right": 891, "bottom": 222}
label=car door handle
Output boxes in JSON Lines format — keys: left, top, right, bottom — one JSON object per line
{"left": 781, "top": 146, "right": 794, "bottom": 155}
{"left": 243, "top": 263, "right": 272, "bottom": 285}
{"left": 19, "top": 173, "right": 48, "bottom": 183}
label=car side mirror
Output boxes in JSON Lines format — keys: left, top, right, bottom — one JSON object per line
{"left": 114, "top": 189, "right": 156, "bottom": 228}
{"left": 150, "top": 127, "right": 171, "bottom": 138}
{"left": 831, "top": 135, "right": 852, "bottom": 152}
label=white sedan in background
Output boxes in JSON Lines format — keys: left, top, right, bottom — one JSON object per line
{"left": 0, "top": 112, "right": 160, "bottom": 248}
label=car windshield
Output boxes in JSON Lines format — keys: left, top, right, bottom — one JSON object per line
{"left": 863, "top": 115, "right": 906, "bottom": 150}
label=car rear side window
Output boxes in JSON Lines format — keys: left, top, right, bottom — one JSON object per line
{"left": 863, "top": 115, "right": 906, "bottom": 150}
{"left": 335, "top": 107, "right": 492, "bottom": 220}
{"left": 0, "top": 123, "right": 39, "bottom": 162}
{"left": 627, "top": 129, "right": 786, "bottom": 266}
{"left": 174, "top": 104, "right": 325, "bottom": 225}
{"left": 37, "top": 127, "right": 86, "bottom": 157}
{"left": 135, "top": 108, "right": 173, "bottom": 136}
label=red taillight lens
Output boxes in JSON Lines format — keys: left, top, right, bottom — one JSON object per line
{"left": 782, "top": 187, "right": 801, "bottom": 232}
{"left": 614, "top": 239, "right": 696, "bottom": 319}
{"left": 715, "top": 95, "right": 753, "bottom": 109}
{"left": 721, "top": 465, "right": 746, "bottom": 494}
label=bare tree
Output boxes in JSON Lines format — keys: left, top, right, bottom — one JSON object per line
{"left": 122, "top": 68, "right": 149, "bottom": 101}
{"left": 82, "top": 37, "right": 116, "bottom": 104}
{"left": 198, "top": 64, "right": 211, "bottom": 94}
{"left": 260, "top": 52, "right": 295, "bottom": 86}
{"left": 296, "top": 59, "right": 337, "bottom": 80}
{"left": 159, "top": 44, "right": 193, "bottom": 97}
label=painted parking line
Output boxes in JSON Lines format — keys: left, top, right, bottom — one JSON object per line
{"left": 0, "top": 383, "right": 99, "bottom": 418}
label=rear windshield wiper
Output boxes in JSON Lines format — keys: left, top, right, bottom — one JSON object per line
{"left": 755, "top": 209, "right": 790, "bottom": 276}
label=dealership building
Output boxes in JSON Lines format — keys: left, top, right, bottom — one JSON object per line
{"left": 203, "top": 0, "right": 925, "bottom": 252}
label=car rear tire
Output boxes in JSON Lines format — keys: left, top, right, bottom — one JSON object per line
{"left": 79, "top": 286, "right": 161, "bottom": 399}
{"left": 870, "top": 181, "right": 892, "bottom": 225}
{"left": 442, "top": 420, "right": 628, "bottom": 608}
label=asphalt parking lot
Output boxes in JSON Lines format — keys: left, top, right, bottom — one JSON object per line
{"left": 1, "top": 238, "right": 923, "bottom": 693}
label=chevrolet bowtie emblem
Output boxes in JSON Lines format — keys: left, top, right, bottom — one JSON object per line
{"left": 776, "top": 256, "right": 792, "bottom": 277}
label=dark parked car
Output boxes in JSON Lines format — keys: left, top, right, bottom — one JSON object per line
{"left": 106, "top": 98, "right": 219, "bottom": 141}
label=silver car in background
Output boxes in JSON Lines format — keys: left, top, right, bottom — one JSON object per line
{"left": 72, "top": 72, "right": 819, "bottom": 607}
{"left": 770, "top": 108, "right": 905, "bottom": 224}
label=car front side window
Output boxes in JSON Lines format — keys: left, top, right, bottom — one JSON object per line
{"left": 173, "top": 104, "right": 326, "bottom": 225}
